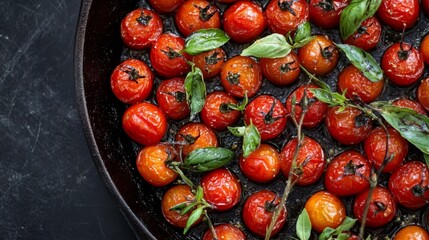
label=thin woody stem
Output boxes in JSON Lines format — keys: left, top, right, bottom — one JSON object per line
{"left": 204, "top": 210, "right": 218, "bottom": 240}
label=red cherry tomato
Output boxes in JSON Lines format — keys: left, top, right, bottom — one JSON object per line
{"left": 394, "top": 225, "right": 429, "bottom": 240}
{"left": 202, "top": 224, "right": 246, "bottom": 240}
{"left": 422, "top": 35, "right": 429, "bottom": 65}
{"left": 285, "top": 84, "right": 329, "bottom": 128}
{"left": 344, "top": 17, "right": 382, "bottom": 51}
{"left": 244, "top": 95, "right": 287, "bottom": 141}
{"left": 377, "top": 0, "right": 419, "bottom": 31}
{"left": 192, "top": 48, "right": 226, "bottom": 79}
{"left": 305, "top": 191, "right": 346, "bottom": 233}
{"left": 424, "top": 0, "right": 429, "bottom": 16}
{"left": 418, "top": 78, "right": 429, "bottom": 112}
{"left": 393, "top": 98, "right": 427, "bottom": 115}
{"left": 174, "top": 0, "right": 221, "bottom": 37}
{"left": 122, "top": 102, "right": 168, "bottom": 146}
{"left": 280, "top": 136, "right": 325, "bottom": 186}
{"left": 324, "top": 150, "right": 371, "bottom": 197}
{"left": 381, "top": 42, "right": 424, "bottom": 86}
{"left": 150, "top": 33, "right": 190, "bottom": 78}
{"left": 110, "top": 59, "right": 154, "bottom": 104}
{"left": 388, "top": 161, "right": 429, "bottom": 210}
{"left": 201, "top": 91, "right": 241, "bottom": 130}
{"left": 220, "top": 56, "right": 262, "bottom": 98}
{"left": 120, "top": 8, "right": 163, "bottom": 49}
{"left": 242, "top": 190, "right": 287, "bottom": 237}
{"left": 156, "top": 77, "right": 190, "bottom": 120}
{"left": 223, "top": 1, "right": 267, "bottom": 43}
{"left": 353, "top": 186, "right": 397, "bottom": 228}
{"left": 175, "top": 122, "right": 218, "bottom": 157}
{"left": 260, "top": 52, "right": 300, "bottom": 86}
{"left": 265, "top": 0, "right": 309, "bottom": 34}
{"left": 309, "top": 0, "right": 348, "bottom": 29}
{"left": 239, "top": 144, "right": 281, "bottom": 183}
{"left": 201, "top": 168, "right": 242, "bottom": 211}
{"left": 298, "top": 35, "right": 339, "bottom": 76}
{"left": 136, "top": 144, "right": 178, "bottom": 187}
{"left": 337, "top": 65, "right": 384, "bottom": 103}
{"left": 149, "top": 0, "right": 183, "bottom": 13}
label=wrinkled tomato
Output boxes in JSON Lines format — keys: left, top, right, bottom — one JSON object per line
{"left": 156, "top": 77, "right": 190, "bottom": 120}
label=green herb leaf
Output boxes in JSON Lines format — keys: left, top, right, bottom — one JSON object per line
{"left": 293, "top": 22, "right": 315, "bottom": 48}
{"left": 309, "top": 88, "right": 348, "bottom": 107}
{"left": 296, "top": 209, "right": 311, "bottom": 240}
{"left": 241, "top": 33, "right": 292, "bottom": 58}
{"left": 169, "top": 202, "right": 188, "bottom": 212}
{"left": 336, "top": 44, "right": 383, "bottom": 82}
{"left": 195, "top": 186, "right": 204, "bottom": 202}
{"left": 180, "top": 202, "right": 198, "bottom": 216}
{"left": 425, "top": 154, "right": 429, "bottom": 168}
{"left": 184, "top": 63, "right": 206, "bottom": 121}
{"left": 182, "top": 147, "right": 235, "bottom": 172}
{"left": 243, "top": 123, "right": 261, "bottom": 157}
{"left": 318, "top": 228, "right": 336, "bottom": 240}
{"left": 184, "top": 29, "right": 230, "bottom": 55}
{"left": 183, "top": 206, "right": 203, "bottom": 234}
{"left": 319, "top": 217, "right": 356, "bottom": 240}
{"left": 227, "top": 93, "right": 248, "bottom": 111}
{"left": 228, "top": 126, "right": 246, "bottom": 137}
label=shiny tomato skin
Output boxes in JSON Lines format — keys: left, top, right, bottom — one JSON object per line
{"left": 149, "top": 0, "right": 183, "bottom": 13}
{"left": 286, "top": 84, "right": 329, "bottom": 128}
{"left": 150, "top": 33, "right": 190, "bottom": 78}
{"left": 242, "top": 190, "right": 287, "bottom": 237}
{"left": 418, "top": 78, "right": 429, "bottom": 112}
{"left": 192, "top": 48, "right": 226, "bottom": 79}
{"left": 394, "top": 225, "right": 429, "bottom": 240}
{"left": 338, "top": 65, "right": 384, "bottom": 103}
{"left": 421, "top": 35, "right": 429, "bottom": 65}
{"left": 175, "top": 122, "right": 218, "bottom": 157}
{"left": 201, "top": 91, "right": 241, "bottom": 130}
{"left": 156, "top": 77, "right": 190, "bottom": 120}
{"left": 111, "top": 59, "right": 154, "bottom": 104}
{"left": 260, "top": 52, "right": 300, "bottom": 86}
{"left": 377, "top": 0, "right": 419, "bottom": 31}
{"left": 298, "top": 35, "right": 339, "bottom": 76}
{"left": 265, "top": 0, "right": 309, "bottom": 34}
{"left": 309, "top": 0, "right": 349, "bottom": 29}
{"left": 324, "top": 150, "right": 371, "bottom": 197}
{"left": 201, "top": 168, "right": 242, "bottom": 211}
{"left": 239, "top": 144, "right": 281, "bottom": 183}
{"left": 280, "top": 136, "right": 325, "bottom": 186}
{"left": 202, "top": 224, "right": 246, "bottom": 240}
{"left": 220, "top": 56, "right": 262, "bottom": 98}
{"left": 223, "top": 1, "right": 267, "bottom": 43}
{"left": 122, "top": 102, "right": 167, "bottom": 146}
{"left": 353, "top": 186, "right": 397, "bottom": 228}
{"left": 174, "top": 0, "right": 220, "bottom": 37}
{"left": 381, "top": 42, "right": 424, "bottom": 86}
{"left": 120, "top": 8, "right": 163, "bottom": 50}
{"left": 393, "top": 99, "right": 427, "bottom": 115}
{"left": 388, "top": 161, "right": 429, "bottom": 210}
{"left": 344, "top": 17, "right": 382, "bottom": 51}
{"left": 305, "top": 191, "right": 346, "bottom": 233}
{"left": 244, "top": 95, "right": 287, "bottom": 141}
{"left": 136, "top": 144, "right": 178, "bottom": 187}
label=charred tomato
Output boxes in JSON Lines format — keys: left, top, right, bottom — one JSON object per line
{"left": 192, "top": 48, "right": 226, "bottom": 79}
{"left": 298, "top": 35, "right": 339, "bottom": 76}
{"left": 201, "top": 91, "right": 241, "bottom": 131}
{"left": 260, "top": 52, "right": 300, "bottom": 86}
{"left": 309, "top": 0, "right": 349, "bottom": 29}
{"left": 393, "top": 98, "right": 427, "bottom": 115}
{"left": 344, "top": 17, "right": 382, "bottom": 51}
{"left": 202, "top": 224, "right": 246, "bottom": 240}
{"left": 239, "top": 144, "right": 281, "bottom": 183}
{"left": 156, "top": 77, "right": 190, "bottom": 120}
{"left": 265, "top": 0, "right": 309, "bottom": 34}
{"left": 377, "top": 0, "right": 419, "bottom": 31}
{"left": 418, "top": 78, "right": 429, "bottom": 112}
{"left": 175, "top": 122, "right": 218, "bottom": 157}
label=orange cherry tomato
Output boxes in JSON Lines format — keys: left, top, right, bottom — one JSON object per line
{"left": 260, "top": 52, "right": 300, "bottom": 86}
{"left": 394, "top": 225, "right": 429, "bottom": 240}
{"left": 298, "top": 35, "right": 339, "bottom": 76}
{"left": 192, "top": 48, "right": 226, "bottom": 79}
{"left": 418, "top": 78, "right": 429, "bottom": 112}
{"left": 239, "top": 144, "right": 281, "bottom": 183}
{"left": 175, "top": 122, "right": 218, "bottom": 157}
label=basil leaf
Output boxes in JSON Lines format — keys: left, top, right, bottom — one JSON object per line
{"left": 183, "top": 206, "right": 203, "bottom": 234}
{"left": 184, "top": 29, "right": 230, "bottom": 55}
{"left": 309, "top": 88, "right": 348, "bottom": 107}
{"left": 293, "top": 22, "right": 315, "bottom": 48}
{"left": 319, "top": 217, "right": 356, "bottom": 240}
{"left": 195, "top": 186, "right": 203, "bottom": 202}
{"left": 243, "top": 123, "right": 261, "bottom": 157}
{"left": 227, "top": 93, "right": 248, "bottom": 111}
{"left": 425, "top": 154, "right": 429, "bottom": 168}
{"left": 241, "top": 33, "right": 292, "bottom": 58}
{"left": 337, "top": 217, "right": 357, "bottom": 231}
{"left": 337, "top": 233, "right": 352, "bottom": 240}
{"left": 318, "top": 227, "right": 336, "bottom": 240}
{"left": 296, "top": 209, "right": 311, "bottom": 240}
{"left": 228, "top": 126, "right": 246, "bottom": 137}
{"left": 184, "top": 63, "right": 206, "bottom": 121}
{"left": 336, "top": 44, "right": 383, "bottom": 82}
{"left": 183, "top": 147, "right": 235, "bottom": 172}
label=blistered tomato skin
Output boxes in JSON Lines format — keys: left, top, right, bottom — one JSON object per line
{"left": 110, "top": 59, "right": 154, "bottom": 104}
{"left": 122, "top": 102, "right": 167, "bottom": 146}
{"left": 265, "top": 0, "right": 309, "bottom": 34}
{"left": 394, "top": 225, "right": 429, "bottom": 240}
{"left": 239, "top": 144, "right": 281, "bottom": 183}
{"left": 120, "top": 8, "right": 163, "bottom": 50}
{"left": 201, "top": 91, "right": 241, "bottom": 131}
{"left": 309, "top": 0, "right": 348, "bottom": 29}
{"left": 393, "top": 99, "right": 427, "bottom": 115}
{"left": 298, "top": 35, "right": 339, "bottom": 76}
{"left": 344, "top": 17, "right": 382, "bottom": 51}
{"left": 175, "top": 123, "right": 218, "bottom": 157}
{"left": 149, "top": 0, "right": 183, "bottom": 13}
{"left": 156, "top": 77, "right": 190, "bottom": 120}
{"left": 377, "top": 0, "right": 420, "bottom": 31}
{"left": 418, "top": 78, "right": 429, "bottom": 112}
{"left": 202, "top": 224, "right": 246, "bottom": 240}
{"left": 388, "top": 161, "right": 429, "bottom": 210}
{"left": 260, "top": 52, "right": 300, "bottom": 86}
{"left": 192, "top": 48, "right": 226, "bottom": 79}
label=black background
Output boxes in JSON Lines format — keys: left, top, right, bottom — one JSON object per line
{"left": 0, "top": 1, "right": 137, "bottom": 239}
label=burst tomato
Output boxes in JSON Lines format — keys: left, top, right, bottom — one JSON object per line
{"left": 192, "top": 48, "right": 226, "bottom": 79}
{"left": 265, "top": 0, "right": 309, "bottom": 34}
{"left": 298, "top": 35, "right": 339, "bottom": 76}
{"left": 239, "top": 144, "right": 281, "bottom": 183}
{"left": 309, "top": 0, "right": 349, "bottom": 29}
{"left": 156, "top": 77, "right": 190, "bottom": 120}
{"left": 175, "top": 123, "right": 218, "bottom": 157}
{"left": 344, "top": 17, "right": 382, "bottom": 51}
{"left": 260, "top": 52, "right": 300, "bottom": 86}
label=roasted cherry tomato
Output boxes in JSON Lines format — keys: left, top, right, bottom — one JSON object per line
{"left": 176, "top": 122, "right": 218, "bottom": 157}
{"left": 223, "top": 1, "right": 267, "bottom": 43}
{"left": 285, "top": 84, "right": 329, "bottom": 128}
{"left": 309, "top": 0, "right": 348, "bottom": 29}
{"left": 150, "top": 33, "right": 190, "bottom": 78}
{"left": 149, "top": 0, "right": 183, "bottom": 13}
{"left": 111, "top": 59, "right": 154, "bottom": 104}
{"left": 260, "top": 52, "right": 300, "bottom": 86}
{"left": 239, "top": 144, "right": 281, "bottom": 183}
{"left": 377, "top": 0, "right": 419, "bottom": 31}
{"left": 265, "top": 0, "right": 309, "bottom": 34}
{"left": 156, "top": 77, "right": 190, "bottom": 120}
{"left": 337, "top": 65, "right": 384, "bottom": 103}
{"left": 344, "top": 17, "right": 382, "bottom": 51}
{"left": 202, "top": 224, "right": 246, "bottom": 240}
{"left": 280, "top": 136, "right": 325, "bottom": 186}
{"left": 174, "top": 0, "right": 220, "bottom": 37}
{"left": 192, "top": 48, "right": 226, "bottom": 79}
{"left": 381, "top": 42, "right": 424, "bottom": 86}
{"left": 122, "top": 102, "right": 167, "bottom": 146}
{"left": 393, "top": 98, "right": 427, "bottom": 115}
{"left": 388, "top": 161, "right": 429, "bottom": 210}
{"left": 348, "top": 235, "right": 360, "bottom": 240}
{"left": 136, "top": 144, "right": 178, "bottom": 187}
{"left": 201, "top": 168, "right": 242, "bottom": 211}
{"left": 244, "top": 95, "right": 287, "bottom": 141}
{"left": 298, "top": 35, "right": 339, "bottom": 76}
{"left": 242, "top": 190, "right": 287, "bottom": 238}
{"left": 418, "top": 78, "right": 429, "bottom": 112}
{"left": 305, "top": 191, "right": 346, "bottom": 233}
{"left": 324, "top": 150, "right": 371, "bottom": 197}
{"left": 201, "top": 91, "right": 241, "bottom": 130}
{"left": 120, "top": 8, "right": 163, "bottom": 49}
{"left": 422, "top": 35, "right": 429, "bottom": 65}
{"left": 364, "top": 127, "right": 408, "bottom": 173}
{"left": 353, "top": 186, "right": 397, "bottom": 228}
{"left": 325, "top": 106, "right": 372, "bottom": 145}
{"left": 220, "top": 56, "right": 262, "bottom": 98}
{"left": 394, "top": 225, "right": 429, "bottom": 240}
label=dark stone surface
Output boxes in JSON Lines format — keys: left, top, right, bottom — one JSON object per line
{"left": 0, "top": 1, "right": 136, "bottom": 239}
